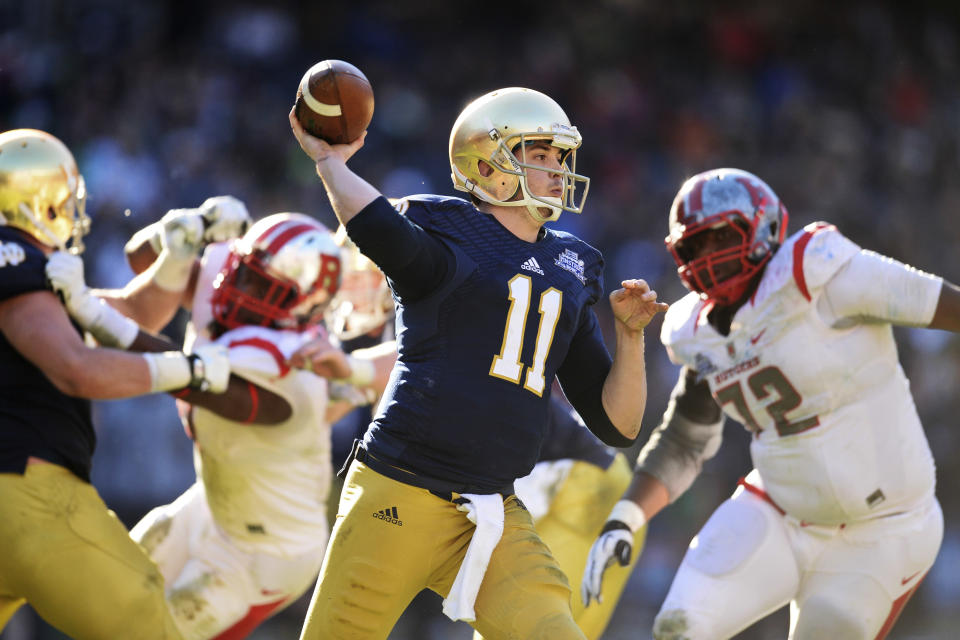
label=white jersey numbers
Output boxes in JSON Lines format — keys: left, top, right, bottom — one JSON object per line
{"left": 490, "top": 274, "right": 562, "bottom": 396}
{"left": 715, "top": 365, "right": 820, "bottom": 436}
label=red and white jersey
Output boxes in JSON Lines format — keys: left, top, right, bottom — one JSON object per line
{"left": 662, "top": 223, "right": 937, "bottom": 526}
{"left": 181, "top": 242, "right": 332, "bottom": 556}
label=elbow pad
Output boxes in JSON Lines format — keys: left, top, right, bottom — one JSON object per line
{"left": 636, "top": 370, "right": 723, "bottom": 502}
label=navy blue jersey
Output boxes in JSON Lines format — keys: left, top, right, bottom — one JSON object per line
{"left": 0, "top": 228, "right": 95, "bottom": 481}
{"left": 539, "top": 397, "right": 616, "bottom": 469}
{"left": 347, "top": 196, "right": 619, "bottom": 493}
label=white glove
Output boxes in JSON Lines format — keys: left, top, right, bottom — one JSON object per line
{"left": 45, "top": 251, "right": 99, "bottom": 326}
{"left": 199, "top": 195, "right": 251, "bottom": 243}
{"left": 143, "top": 343, "right": 230, "bottom": 394}
{"left": 45, "top": 251, "right": 138, "bottom": 349}
{"left": 187, "top": 343, "right": 231, "bottom": 392}
{"left": 581, "top": 499, "right": 647, "bottom": 607}
{"left": 144, "top": 208, "right": 205, "bottom": 292}
{"left": 159, "top": 208, "right": 205, "bottom": 259}
{"left": 581, "top": 524, "right": 634, "bottom": 607}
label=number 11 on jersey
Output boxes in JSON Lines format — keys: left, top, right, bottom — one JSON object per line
{"left": 489, "top": 274, "right": 563, "bottom": 396}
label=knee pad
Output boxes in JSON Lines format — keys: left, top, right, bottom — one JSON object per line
{"left": 653, "top": 608, "right": 694, "bottom": 640}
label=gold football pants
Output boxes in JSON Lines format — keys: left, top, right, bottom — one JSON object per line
{"left": 476, "top": 453, "right": 647, "bottom": 640}
{"left": 299, "top": 460, "right": 587, "bottom": 640}
{"left": 0, "top": 463, "right": 181, "bottom": 639}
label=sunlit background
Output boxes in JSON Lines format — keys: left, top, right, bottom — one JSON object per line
{"left": 3, "top": 1, "right": 960, "bottom": 637}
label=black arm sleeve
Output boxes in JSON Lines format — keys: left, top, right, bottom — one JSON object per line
{"left": 344, "top": 197, "right": 451, "bottom": 300}
{"left": 556, "top": 310, "right": 635, "bottom": 448}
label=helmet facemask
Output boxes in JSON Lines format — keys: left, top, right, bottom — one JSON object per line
{"left": 666, "top": 168, "right": 788, "bottom": 306}
{"left": 449, "top": 88, "right": 590, "bottom": 224}
{"left": 210, "top": 214, "right": 342, "bottom": 332}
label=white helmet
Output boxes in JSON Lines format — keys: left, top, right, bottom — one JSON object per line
{"left": 211, "top": 213, "right": 342, "bottom": 331}
{"left": 665, "top": 168, "right": 788, "bottom": 305}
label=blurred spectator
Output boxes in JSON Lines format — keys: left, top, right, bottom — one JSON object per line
{"left": 3, "top": 1, "right": 960, "bottom": 638}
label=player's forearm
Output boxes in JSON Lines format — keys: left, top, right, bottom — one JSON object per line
{"left": 351, "top": 339, "right": 398, "bottom": 397}
{"left": 314, "top": 156, "right": 381, "bottom": 226}
{"left": 619, "top": 470, "right": 670, "bottom": 523}
{"left": 95, "top": 273, "right": 185, "bottom": 333}
{"left": 601, "top": 326, "right": 647, "bottom": 439}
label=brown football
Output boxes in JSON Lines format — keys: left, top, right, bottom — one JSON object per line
{"left": 294, "top": 60, "right": 374, "bottom": 144}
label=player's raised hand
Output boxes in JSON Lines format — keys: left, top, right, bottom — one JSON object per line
{"left": 199, "top": 195, "right": 251, "bottom": 243}
{"left": 609, "top": 279, "right": 669, "bottom": 332}
{"left": 159, "top": 208, "right": 205, "bottom": 259}
{"left": 289, "top": 107, "right": 366, "bottom": 165}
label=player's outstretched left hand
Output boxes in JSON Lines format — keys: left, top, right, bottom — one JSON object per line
{"left": 609, "top": 279, "right": 669, "bottom": 333}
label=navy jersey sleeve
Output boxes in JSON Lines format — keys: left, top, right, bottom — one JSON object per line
{"left": 538, "top": 395, "right": 616, "bottom": 467}
{"left": 0, "top": 232, "right": 48, "bottom": 301}
{"left": 344, "top": 196, "right": 451, "bottom": 301}
{"left": 556, "top": 308, "right": 634, "bottom": 447}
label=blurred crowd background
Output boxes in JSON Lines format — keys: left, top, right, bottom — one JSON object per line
{"left": 4, "top": 0, "right": 960, "bottom": 638}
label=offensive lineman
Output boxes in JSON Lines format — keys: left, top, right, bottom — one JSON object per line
{"left": 582, "top": 168, "right": 960, "bottom": 639}
{"left": 0, "top": 128, "right": 230, "bottom": 640}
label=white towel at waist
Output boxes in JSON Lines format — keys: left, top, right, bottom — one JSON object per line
{"left": 441, "top": 492, "right": 506, "bottom": 622}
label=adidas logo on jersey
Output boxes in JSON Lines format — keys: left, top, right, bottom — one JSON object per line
{"left": 373, "top": 506, "right": 403, "bottom": 526}
{"left": 521, "top": 256, "right": 544, "bottom": 275}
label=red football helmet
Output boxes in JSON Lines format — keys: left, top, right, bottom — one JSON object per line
{"left": 210, "top": 213, "right": 342, "bottom": 331}
{"left": 665, "top": 168, "right": 788, "bottom": 305}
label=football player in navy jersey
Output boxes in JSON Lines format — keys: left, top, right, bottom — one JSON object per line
{"left": 289, "top": 87, "right": 668, "bottom": 639}
{"left": 0, "top": 129, "right": 232, "bottom": 640}
{"left": 325, "top": 229, "right": 645, "bottom": 639}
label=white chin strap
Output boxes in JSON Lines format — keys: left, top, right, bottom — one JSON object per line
{"left": 517, "top": 179, "right": 562, "bottom": 223}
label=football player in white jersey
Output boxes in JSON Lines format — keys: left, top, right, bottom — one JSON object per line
{"left": 582, "top": 168, "right": 960, "bottom": 640}
{"left": 50, "top": 210, "right": 393, "bottom": 639}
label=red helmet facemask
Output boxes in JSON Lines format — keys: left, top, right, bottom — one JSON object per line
{"left": 665, "top": 169, "right": 788, "bottom": 306}
{"left": 210, "top": 213, "right": 342, "bottom": 331}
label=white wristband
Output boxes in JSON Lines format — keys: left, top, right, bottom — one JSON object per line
{"left": 344, "top": 355, "right": 376, "bottom": 387}
{"left": 608, "top": 500, "right": 647, "bottom": 533}
{"left": 87, "top": 299, "right": 140, "bottom": 350}
{"left": 142, "top": 352, "right": 192, "bottom": 393}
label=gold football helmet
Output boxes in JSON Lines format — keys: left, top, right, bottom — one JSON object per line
{"left": 0, "top": 129, "right": 89, "bottom": 253}
{"left": 449, "top": 87, "right": 590, "bottom": 223}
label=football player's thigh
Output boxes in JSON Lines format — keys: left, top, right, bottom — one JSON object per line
{"left": 161, "top": 511, "right": 261, "bottom": 640}
{"left": 653, "top": 487, "right": 800, "bottom": 640}
{"left": 131, "top": 483, "right": 206, "bottom": 585}
{"left": 467, "top": 496, "right": 587, "bottom": 640}
{"left": 790, "top": 499, "right": 943, "bottom": 640}
{"left": 301, "top": 461, "right": 469, "bottom": 640}
{"left": 0, "top": 464, "right": 180, "bottom": 640}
